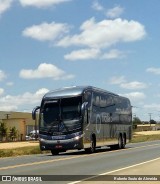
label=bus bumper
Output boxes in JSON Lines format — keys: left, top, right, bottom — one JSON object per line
{"left": 39, "top": 137, "right": 83, "bottom": 151}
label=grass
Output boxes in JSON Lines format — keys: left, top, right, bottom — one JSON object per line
{"left": 0, "top": 134, "right": 160, "bottom": 158}
{"left": 131, "top": 133, "right": 160, "bottom": 143}
{"left": 0, "top": 146, "right": 49, "bottom": 158}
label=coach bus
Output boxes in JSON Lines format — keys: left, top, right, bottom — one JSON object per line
{"left": 32, "top": 86, "right": 132, "bottom": 155}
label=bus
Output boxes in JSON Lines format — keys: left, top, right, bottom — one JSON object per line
{"left": 32, "top": 86, "right": 132, "bottom": 155}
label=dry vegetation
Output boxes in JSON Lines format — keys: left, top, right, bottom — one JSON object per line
{"left": 0, "top": 141, "right": 38, "bottom": 150}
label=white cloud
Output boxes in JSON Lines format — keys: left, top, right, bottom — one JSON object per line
{"left": 109, "top": 76, "right": 126, "bottom": 85}
{"left": 143, "top": 103, "right": 160, "bottom": 110}
{"left": 146, "top": 67, "right": 160, "bottom": 75}
{"left": 0, "top": 0, "right": 13, "bottom": 16}
{"left": 57, "top": 18, "right": 146, "bottom": 49}
{"left": 120, "top": 81, "right": 147, "bottom": 90}
{"left": 101, "top": 49, "right": 126, "bottom": 59}
{"left": 6, "top": 82, "right": 14, "bottom": 86}
{"left": 122, "top": 92, "right": 146, "bottom": 102}
{"left": 22, "top": 18, "right": 146, "bottom": 61}
{"left": 109, "top": 76, "right": 147, "bottom": 90}
{"left": 0, "top": 105, "right": 18, "bottom": 111}
{"left": 92, "top": 3, "right": 124, "bottom": 19}
{"left": 0, "top": 88, "right": 4, "bottom": 95}
{"left": 19, "top": 0, "right": 71, "bottom": 8}
{"left": 65, "top": 48, "right": 125, "bottom": 61}
{"left": 22, "top": 22, "right": 70, "bottom": 42}
{"left": 0, "top": 88, "right": 49, "bottom": 111}
{"left": 0, "top": 70, "right": 6, "bottom": 81}
{"left": 106, "top": 6, "right": 124, "bottom": 18}
{"left": 64, "top": 48, "right": 100, "bottom": 61}
{"left": 92, "top": 1, "right": 104, "bottom": 11}
{"left": 19, "top": 63, "right": 74, "bottom": 80}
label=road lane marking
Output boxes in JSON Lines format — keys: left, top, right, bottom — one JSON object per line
{"left": 68, "top": 157, "right": 160, "bottom": 184}
{"left": 100, "top": 157, "right": 160, "bottom": 175}
{"left": 0, "top": 155, "right": 84, "bottom": 170}
{"left": 0, "top": 143, "right": 160, "bottom": 171}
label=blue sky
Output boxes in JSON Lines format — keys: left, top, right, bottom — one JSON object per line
{"left": 0, "top": 0, "right": 160, "bottom": 121}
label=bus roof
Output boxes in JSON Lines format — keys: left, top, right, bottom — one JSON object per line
{"left": 43, "top": 86, "right": 118, "bottom": 99}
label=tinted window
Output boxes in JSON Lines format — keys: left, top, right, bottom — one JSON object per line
{"left": 93, "top": 92, "right": 100, "bottom": 107}
{"left": 84, "top": 91, "right": 92, "bottom": 105}
{"left": 100, "top": 94, "right": 113, "bottom": 108}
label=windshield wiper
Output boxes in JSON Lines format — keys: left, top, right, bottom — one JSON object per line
{"left": 47, "top": 121, "right": 59, "bottom": 134}
{"left": 47, "top": 120, "right": 70, "bottom": 134}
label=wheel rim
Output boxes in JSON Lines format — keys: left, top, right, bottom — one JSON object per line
{"left": 90, "top": 139, "right": 95, "bottom": 153}
{"left": 118, "top": 136, "right": 122, "bottom": 149}
{"left": 122, "top": 136, "right": 125, "bottom": 148}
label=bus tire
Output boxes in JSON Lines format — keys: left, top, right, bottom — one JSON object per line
{"left": 51, "top": 150, "right": 59, "bottom": 155}
{"left": 90, "top": 137, "right": 96, "bottom": 153}
{"left": 121, "top": 134, "right": 126, "bottom": 149}
{"left": 118, "top": 134, "right": 123, "bottom": 149}
{"left": 85, "top": 136, "right": 96, "bottom": 153}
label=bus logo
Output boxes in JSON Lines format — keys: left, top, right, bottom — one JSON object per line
{"left": 96, "top": 114, "right": 101, "bottom": 134}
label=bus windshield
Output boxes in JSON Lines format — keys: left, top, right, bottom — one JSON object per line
{"left": 40, "top": 96, "right": 82, "bottom": 135}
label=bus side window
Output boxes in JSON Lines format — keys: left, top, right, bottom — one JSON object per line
{"left": 113, "top": 96, "right": 120, "bottom": 106}
{"left": 100, "top": 94, "right": 113, "bottom": 108}
{"left": 93, "top": 93, "right": 100, "bottom": 107}
{"left": 83, "top": 91, "right": 92, "bottom": 124}
{"left": 100, "top": 95, "right": 107, "bottom": 107}
{"left": 106, "top": 95, "right": 113, "bottom": 106}
{"left": 84, "top": 91, "right": 92, "bottom": 106}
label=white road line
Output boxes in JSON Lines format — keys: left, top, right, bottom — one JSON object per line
{"left": 68, "top": 157, "right": 160, "bottom": 184}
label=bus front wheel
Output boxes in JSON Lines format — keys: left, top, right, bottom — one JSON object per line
{"left": 51, "top": 150, "right": 59, "bottom": 155}
{"left": 85, "top": 136, "right": 96, "bottom": 153}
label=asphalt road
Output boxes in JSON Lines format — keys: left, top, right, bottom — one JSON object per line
{"left": 0, "top": 140, "right": 160, "bottom": 184}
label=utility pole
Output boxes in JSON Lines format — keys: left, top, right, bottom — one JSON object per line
{"left": 133, "top": 113, "right": 136, "bottom": 118}
{"left": 5, "top": 114, "right": 10, "bottom": 119}
{"left": 157, "top": 111, "right": 160, "bottom": 124}
{"left": 148, "top": 113, "right": 152, "bottom": 126}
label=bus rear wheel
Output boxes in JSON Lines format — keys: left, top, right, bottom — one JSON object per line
{"left": 118, "top": 135, "right": 123, "bottom": 149}
{"left": 122, "top": 134, "right": 126, "bottom": 149}
{"left": 51, "top": 150, "right": 59, "bottom": 155}
{"left": 118, "top": 134, "right": 125, "bottom": 149}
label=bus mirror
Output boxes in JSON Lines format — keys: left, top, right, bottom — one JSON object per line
{"left": 32, "top": 106, "right": 40, "bottom": 120}
{"left": 81, "top": 102, "right": 88, "bottom": 115}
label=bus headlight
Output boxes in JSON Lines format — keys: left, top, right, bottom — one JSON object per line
{"left": 75, "top": 136, "right": 80, "bottom": 140}
{"left": 39, "top": 138, "right": 45, "bottom": 141}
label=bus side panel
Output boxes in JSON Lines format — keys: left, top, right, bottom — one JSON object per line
{"left": 82, "top": 110, "right": 105, "bottom": 149}
{"left": 103, "top": 123, "right": 118, "bottom": 146}
{"left": 82, "top": 90, "right": 132, "bottom": 149}
{"left": 82, "top": 90, "right": 104, "bottom": 149}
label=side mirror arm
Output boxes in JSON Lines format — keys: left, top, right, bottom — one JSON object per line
{"left": 32, "top": 106, "right": 40, "bottom": 120}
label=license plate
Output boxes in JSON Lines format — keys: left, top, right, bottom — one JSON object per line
{"left": 55, "top": 145, "right": 62, "bottom": 148}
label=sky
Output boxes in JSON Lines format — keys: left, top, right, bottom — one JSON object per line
{"left": 0, "top": 0, "right": 160, "bottom": 121}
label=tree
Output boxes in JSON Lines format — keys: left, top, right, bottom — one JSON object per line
{"left": 150, "top": 119, "right": 156, "bottom": 124}
{"left": 133, "top": 117, "right": 142, "bottom": 125}
{"left": 9, "top": 126, "right": 18, "bottom": 141}
{"left": 132, "top": 117, "right": 142, "bottom": 129}
{"left": 0, "top": 122, "right": 8, "bottom": 141}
